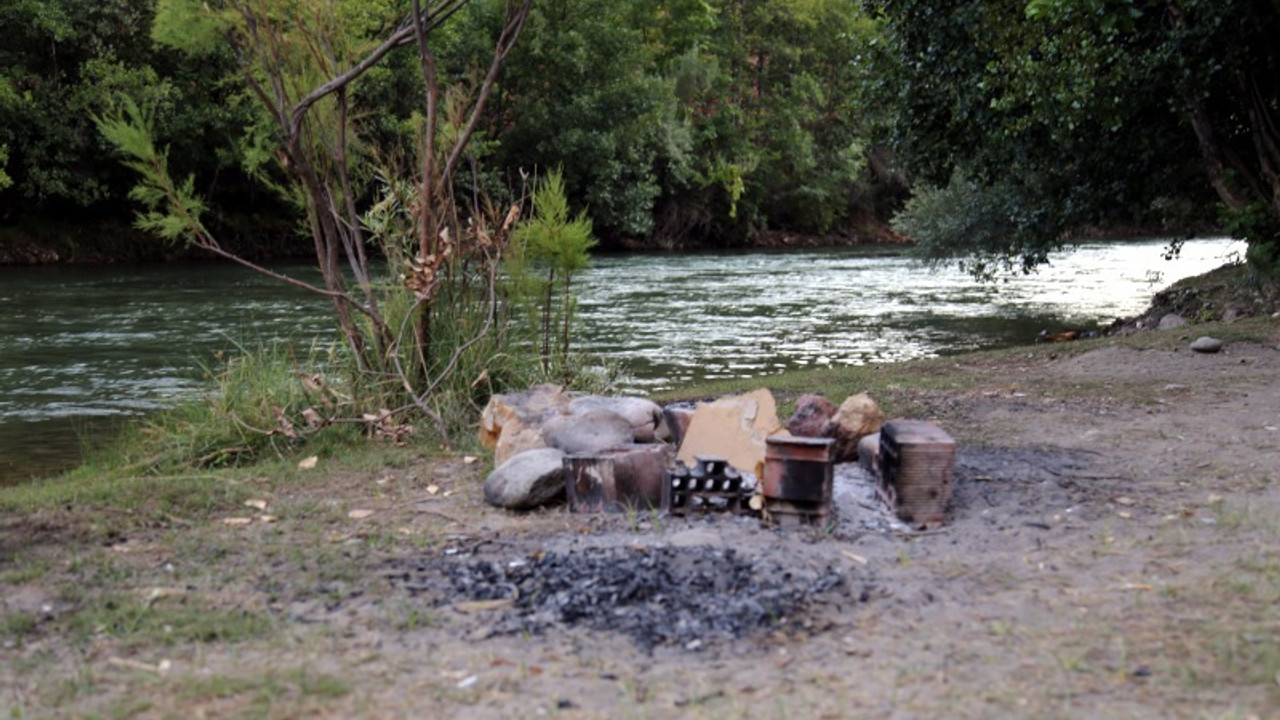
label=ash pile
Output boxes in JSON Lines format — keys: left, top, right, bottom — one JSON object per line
{"left": 387, "top": 546, "right": 846, "bottom": 651}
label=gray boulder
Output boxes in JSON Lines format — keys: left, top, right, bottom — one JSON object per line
{"left": 1158, "top": 313, "right": 1189, "bottom": 330}
{"left": 483, "top": 447, "right": 567, "bottom": 510}
{"left": 543, "top": 409, "right": 635, "bottom": 455}
{"left": 567, "top": 396, "right": 663, "bottom": 442}
{"left": 1190, "top": 336, "right": 1224, "bottom": 354}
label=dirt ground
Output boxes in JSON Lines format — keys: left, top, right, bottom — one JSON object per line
{"left": 3, "top": 321, "right": 1280, "bottom": 719}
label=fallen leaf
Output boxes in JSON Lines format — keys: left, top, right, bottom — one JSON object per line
{"left": 142, "top": 587, "right": 188, "bottom": 604}
{"left": 456, "top": 675, "right": 479, "bottom": 689}
{"left": 1207, "top": 493, "right": 1223, "bottom": 504}
{"left": 1117, "top": 510, "right": 1133, "bottom": 519}
{"left": 258, "top": 515, "right": 278, "bottom": 523}
{"left": 1113, "top": 496, "right": 1136, "bottom": 507}
{"left": 427, "top": 485, "right": 440, "bottom": 495}
{"left": 347, "top": 509, "right": 375, "bottom": 520}
{"left": 221, "top": 517, "right": 253, "bottom": 526}
{"left": 298, "top": 456, "right": 319, "bottom": 470}
{"left": 463, "top": 456, "right": 478, "bottom": 465}
{"left": 244, "top": 499, "right": 268, "bottom": 511}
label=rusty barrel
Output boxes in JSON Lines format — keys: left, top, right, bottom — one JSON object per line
{"left": 564, "top": 444, "right": 672, "bottom": 513}
{"left": 762, "top": 436, "right": 834, "bottom": 525}
{"left": 879, "top": 420, "right": 955, "bottom": 526}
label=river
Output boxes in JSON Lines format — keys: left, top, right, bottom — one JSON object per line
{"left": 0, "top": 237, "right": 1245, "bottom": 482}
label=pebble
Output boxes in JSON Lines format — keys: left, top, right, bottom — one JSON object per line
{"left": 1190, "top": 336, "right": 1223, "bottom": 354}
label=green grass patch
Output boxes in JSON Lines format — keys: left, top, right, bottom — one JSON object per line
{"left": 0, "top": 555, "right": 51, "bottom": 585}
{"left": 66, "top": 594, "right": 273, "bottom": 648}
{"left": 173, "top": 667, "right": 351, "bottom": 719}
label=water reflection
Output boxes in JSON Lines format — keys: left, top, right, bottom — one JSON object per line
{"left": 0, "top": 237, "right": 1244, "bottom": 481}
{"left": 574, "top": 238, "right": 1244, "bottom": 389}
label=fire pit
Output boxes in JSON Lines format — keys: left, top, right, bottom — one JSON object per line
{"left": 385, "top": 544, "right": 848, "bottom": 651}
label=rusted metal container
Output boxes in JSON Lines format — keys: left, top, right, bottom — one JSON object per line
{"left": 761, "top": 436, "right": 835, "bottom": 526}
{"left": 564, "top": 444, "right": 672, "bottom": 513}
{"left": 879, "top": 420, "right": 955, "bottom": 527}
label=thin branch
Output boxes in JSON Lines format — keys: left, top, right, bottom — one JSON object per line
{"left": 441, "top": 0, "right": 532, "bottom": 186}
{"left": 287, "top": 0, "right": 471, "bottom": 141}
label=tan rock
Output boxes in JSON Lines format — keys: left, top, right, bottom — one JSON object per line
{"left": 479, "top": 384, "right": 574, "bottom": 449}
{"left": 493, "top": 422, "right": 548, "bottom": 467}
{"left": 676, "top": 389, "right": 785, "bottom": 477}
{"left": 824, "top": 393, "right": 884, "bottom": 462}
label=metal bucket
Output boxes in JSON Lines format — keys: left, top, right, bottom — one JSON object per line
{"left": 879, "top": 420, "right": 955, "bottom": 527}
{"left": 761, "top": 436, "right": 835, "bottom": 526}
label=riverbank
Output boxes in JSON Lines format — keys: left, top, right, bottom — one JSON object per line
{"left": 0, "top": 216, "right": 907, "bottom": 265}
{"left": 3, "top": 302, "right": 1279, "bottom": 718}
{"left": 0, "top": 217, "right": 302, "bottom": 266}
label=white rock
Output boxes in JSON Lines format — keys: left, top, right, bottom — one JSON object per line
{"left": 1190, "top": 336, "right": 1224, "bottom": 354}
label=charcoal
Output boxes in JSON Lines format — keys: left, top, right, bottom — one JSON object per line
{"left": 387, "top": 545, "right": 846, "bottom": 651}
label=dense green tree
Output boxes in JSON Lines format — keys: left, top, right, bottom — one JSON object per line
{"left": 874, "top": 0, "right": 1277, "bottom": 276}
{"left": 0, "top": 0, "right": 251, "bottom": 223}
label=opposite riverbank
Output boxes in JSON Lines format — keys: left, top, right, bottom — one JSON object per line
{"left": 3, "top": 265, "right": 1279, "bottom": 717}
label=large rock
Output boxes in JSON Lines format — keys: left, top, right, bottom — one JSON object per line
{"left": 1190, "top": 336, "right": 1224, "bottom": 354}
{"left": 543, "top": 409, "right": 635, "bottom": 455}
{"left": 1158, "top": 313, "right": 1189, "bottom": 330}
{"left": 567, "top": 396, "right": 663, "bottom": 443}
{"left": 676, "top": 389, "right": 784, "bottom": 477}
{"left": 824, "top": 393, "right": 884, "bottom": 462}
{"left": 479, "top": 384, "right": 575, "bottom": 449}
{"left": 483, "top": 447, "right": 567, "bottom": 510}
{"left": 786, "top": 394, "right": 838, "bottom": 437}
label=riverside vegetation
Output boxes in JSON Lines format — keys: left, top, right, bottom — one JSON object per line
{"left": 2, "top": 286, "right": 1279, "bottom": 718}
{"left": 4, "top": 2, "right": 1280, "bottom": 713}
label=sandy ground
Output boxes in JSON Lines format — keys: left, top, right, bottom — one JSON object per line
{"left": 3, "top": 326, "right": 1280, "bottom": 719}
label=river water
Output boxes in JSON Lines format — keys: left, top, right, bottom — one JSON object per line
{"left": 0, "top": 237, "right": 1244, "bottom": 482}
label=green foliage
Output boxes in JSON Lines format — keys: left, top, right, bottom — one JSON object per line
{"left": 892, "top": 172, "right": 1057, "bottom": 279}
{"left": 510, "top": 169, "right": 598, "bottom": 377}
{"left": 152, "top": 0, "right": 235, "bottom": 56}
{"left": 0, "top": 144, "right": 11, "bottom": 191}
{"left": 870, "top": 0, "right": 1276, "bottom": 276}
{"left": 96, "top": 94, "right": 207, "bottom": 243}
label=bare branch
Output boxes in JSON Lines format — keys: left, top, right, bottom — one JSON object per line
{"left": 441, "top": 0, "right": 533, "bottom": 186}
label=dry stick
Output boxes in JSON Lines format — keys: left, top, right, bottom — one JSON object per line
{"left": 411, "top": 0, "right": 442, "bottom": 380}
{"left": 333, "top": 85, "right": 377, "bottom": 302}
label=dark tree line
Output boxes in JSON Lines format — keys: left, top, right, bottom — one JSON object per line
{"left": 3, "top": 0, "right": 1278, "bottom": 274}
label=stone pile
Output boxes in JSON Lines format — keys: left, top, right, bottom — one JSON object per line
{"left": 480, "top": 384, "right": 886, "bottom": 512}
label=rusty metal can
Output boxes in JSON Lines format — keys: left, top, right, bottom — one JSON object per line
{"left": 761, "top": 436, "right": 835, "bottom": 503}
{"left": 879, "top": 420, "right": 955, "bottom": 526}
